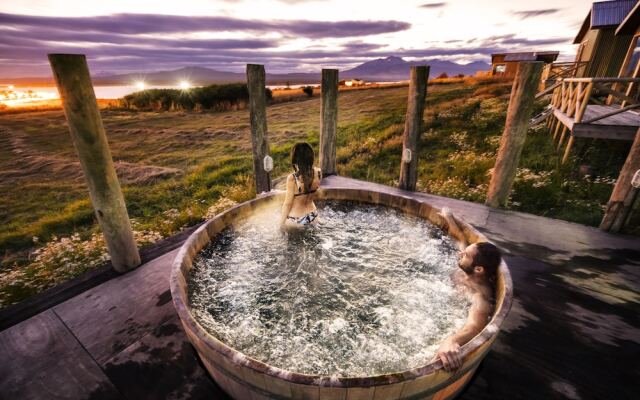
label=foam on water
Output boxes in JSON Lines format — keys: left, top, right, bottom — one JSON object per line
{"left": 189, "top": 202, "right": 471, "bottom": 377}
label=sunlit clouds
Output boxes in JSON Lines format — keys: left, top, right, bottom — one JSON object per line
{"left": 0, "top": 0, "right": 586, "bottom": 77}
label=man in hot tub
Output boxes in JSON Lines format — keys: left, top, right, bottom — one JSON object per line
{"left": 434, "top": 207, "right": 502, "bottom": 372}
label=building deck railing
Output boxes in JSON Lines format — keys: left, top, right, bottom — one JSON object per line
{"left": 542, "top": 61, "right": 589, "bottom": 84}
{"left": 546, "top": 77, "right": 640, "bottom": 162}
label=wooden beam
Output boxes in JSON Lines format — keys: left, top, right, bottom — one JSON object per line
{"left": 552, "top": 120, "right": 562, "bottom": 141}
{"left": 557, "top": 127, "right": 568, "bottom": 151}
{"left": 555, "top": 126, "right": 567, "bottom": 146}
{"left": 561, "top": 136, "right": 574, "bottom": 163}
{"left": 601, "top": 128, "right": 640, "bottom": 232}
{"left": 561, "top": 82, "right": 592, "bottom": 163}
{"left": 593, "top": 83, "right": 639, "bottom": 106}
{"left": 565, "top": 77, "right": 640, "bottom": 83}
{"left": 572, "top": 124, "right": 638, "bottom": 140}
{"left": 486, "top": 62, "right": 543, "bottom": 207}
{"left": 552, "top": 108, "right": 575, "bottom": 131}
{"left": 399, "top": 66, "right": 429, "bottom": 191}
{"left": 48, "top": 54, "right": 140, "bottom": 273}
{"left": 535, "top": 81, "right": 561, "bottom": 99}
{"left": 246, "top": 64, "right": 272, "bottom": 194}
{"left": 319, "top": 68, "right": 339, "bottom": 176}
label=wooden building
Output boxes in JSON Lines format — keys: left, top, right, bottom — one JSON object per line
{"left": 573, "top": 0, "right": 637, "bottom": 77}
{"left": 543, "top": 0, "right": 640, "bottom": 158}
{"left": 490, "top": 52, "right": 559, "bottom": 77}
{"left": 539, "top": 0, "right": 640, "bottom": 232}
{"left": 616, "top": 0, "right": 640, "bottom": 78}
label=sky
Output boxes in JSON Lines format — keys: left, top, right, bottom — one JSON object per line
{"left": 0, "top": 0, "right": 589, "bottom": 78}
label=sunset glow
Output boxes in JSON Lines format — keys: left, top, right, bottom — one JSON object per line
{"left": 0, "top": 88, "right": 58, "bottom": 107}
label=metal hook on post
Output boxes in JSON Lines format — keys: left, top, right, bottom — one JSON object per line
{"left": 403, "top": 148, "right": 412, "bottom": 164}
{"left": 263, "top": 155, "right": 273, "bottom": 192}
{"left": 632, "top": 169, "right": 640, "bottom": 188}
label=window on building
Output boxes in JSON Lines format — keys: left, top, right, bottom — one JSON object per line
{"left": 495, "top": 64, "right": 506, "bottom": 74}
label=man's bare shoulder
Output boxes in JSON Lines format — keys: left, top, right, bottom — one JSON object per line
{"left": 471, "top": 290, "right": 492, "bottom": 312}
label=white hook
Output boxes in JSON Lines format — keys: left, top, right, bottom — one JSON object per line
{"left": 263, "top": 155, "right": 274, "bottom": 172}
{"left": 632, "top": 169, "right": 640, "bottom": 188}
{"left": 403, "top": 148, "right": 412, "bottom": 163}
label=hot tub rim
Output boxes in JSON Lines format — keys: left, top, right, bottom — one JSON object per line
{"left": 170, "top": 188, "right": 513, "bottom": 388}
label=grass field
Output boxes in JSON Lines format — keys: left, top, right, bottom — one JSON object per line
{"left": 0, "top": 79, "right": 636, "bottom": 307}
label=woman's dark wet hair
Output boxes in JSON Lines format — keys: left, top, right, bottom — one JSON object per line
{"left": 473, "top": 242, "right": 501, "bottom": 282}
{"left": 291, "top": 142, "right": 315, "bottom": 192}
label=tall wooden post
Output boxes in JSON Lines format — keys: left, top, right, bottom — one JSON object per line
{"left": 320, "top": 69, "right": 339, "bottom": 175}
{"left": 486, "top": 62, "right": 544, "bottom": 208}
{"left": 600, "top": 129, "right": 640, "bottom": 232}
{"left": 246, "top": 64, "right": 271, "bottom": 194}
{"left": 399, "top": 66, "right": 429, "bottom": 191}
{"left": 48, "top": 54, "right": 140, "bottom": 273}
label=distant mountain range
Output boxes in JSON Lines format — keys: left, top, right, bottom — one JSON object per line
{"left": 342, "top": 56, "right": 489, "bottom": 81}
{"left": 7, "top": 56, "right": 490, "bottom": 86}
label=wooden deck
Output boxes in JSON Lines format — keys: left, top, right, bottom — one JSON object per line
{"left": 552, "top": 105, "right": 640, "bottom": 140}
{"left": 1, "top": 175, "right": 639, "bottom": 400}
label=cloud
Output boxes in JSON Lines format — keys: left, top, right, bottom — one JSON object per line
{"left": 0, "top": 13, "right": 410, "bottom": 38}
{"left": 419, "top": 2, "right": 447, "bottom": 9}
{"left": 484, "top": 34, "right": 516, "bottom": 42}
{"left": 511, "top": 9, "right": 560, "bottom": 19}
{"left": 480, "top": 33, "right": 570, "bottom": 47}
{"left": 500, "top": 37, "right": 571, "bottom": 46}
{"left": 341, "top": 41, "right": 383, "bottom": 52}
{"left": 0, "top": 28, "right": 280, "bottom": 50}
{"left": 0, "top": 10, "right": 570, "bottom": 78}
{"left": 0, "top": 12, "right": 411, "bottom": 76}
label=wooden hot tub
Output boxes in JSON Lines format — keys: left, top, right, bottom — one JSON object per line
{"left": 171, "top": 187, "right": 513, "bottom": 400}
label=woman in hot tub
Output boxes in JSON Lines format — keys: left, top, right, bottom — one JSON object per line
{"left": 280, "top": 142, "right": 322, "bottom": 228}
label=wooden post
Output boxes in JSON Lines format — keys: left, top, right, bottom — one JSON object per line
{"left": 246, "top": 64, "right": 271, "bottom": 194}
{"left": 48, "top": 54, "right": 140, "bottom": 273}
{"left": 399, "top": 65, "right": 429, "bottom": 191}
{"left": 320, "top": 69, "right": 339, "bottom": 175}
{"left": 486, "top": 62, "right": 544, "bottom": 208}
{"left": 556, "top": 127, "right": 567, "bottom": 150}
{"left": 562, "top": 82, "right": 592, "bottom": 164}
{"left": 552, "top": 122, "right": 563, "bottom": 143}
{"left": 600, "top": 129, "right": 640, "bottom": 232}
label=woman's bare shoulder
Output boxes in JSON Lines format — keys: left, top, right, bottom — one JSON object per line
{"left": 286, "top": 173, "right": 296, "bottom": 188}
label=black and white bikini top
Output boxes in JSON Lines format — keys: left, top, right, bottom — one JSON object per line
{"left": 292, "top": 170, "right": 321, "bottom": 196}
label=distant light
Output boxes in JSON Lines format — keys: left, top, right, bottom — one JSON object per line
{"left": 8, "top": 84, "right": 14, "bottom": 89}
{"left": 135, "top": 81, "right": 145, "bottom": 90}
{"left": 179, "top": 80, "right": 191, "bottom": 90}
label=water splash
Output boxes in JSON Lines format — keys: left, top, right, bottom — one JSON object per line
{"left": 189, "top": 202, "right": 470, "bottom": 377}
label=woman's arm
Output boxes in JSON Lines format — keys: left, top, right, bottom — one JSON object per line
{"left": 280, "top": 175, "right": 295, "bottom": 225}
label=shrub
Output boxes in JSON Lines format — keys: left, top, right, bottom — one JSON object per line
{"left": 122, "top": 83, "right": 272, "bottom": 112}
{"left": 302, "top": 86, "right": 314, "bottom": 97}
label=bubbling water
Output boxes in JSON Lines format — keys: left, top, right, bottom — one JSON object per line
{"left": 189, "top": 202, "right": 471, "bottom": 377}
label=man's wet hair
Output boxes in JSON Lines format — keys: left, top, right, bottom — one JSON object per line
{"left": 473, "top": 242, "right": 501, "bottom": 281}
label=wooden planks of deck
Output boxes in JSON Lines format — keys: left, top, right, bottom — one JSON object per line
{"left": 1, "top": 176, "right": 639, "bottom": 400}
{"left": 552, "top": 105, "right": 640, "bottom": 140}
